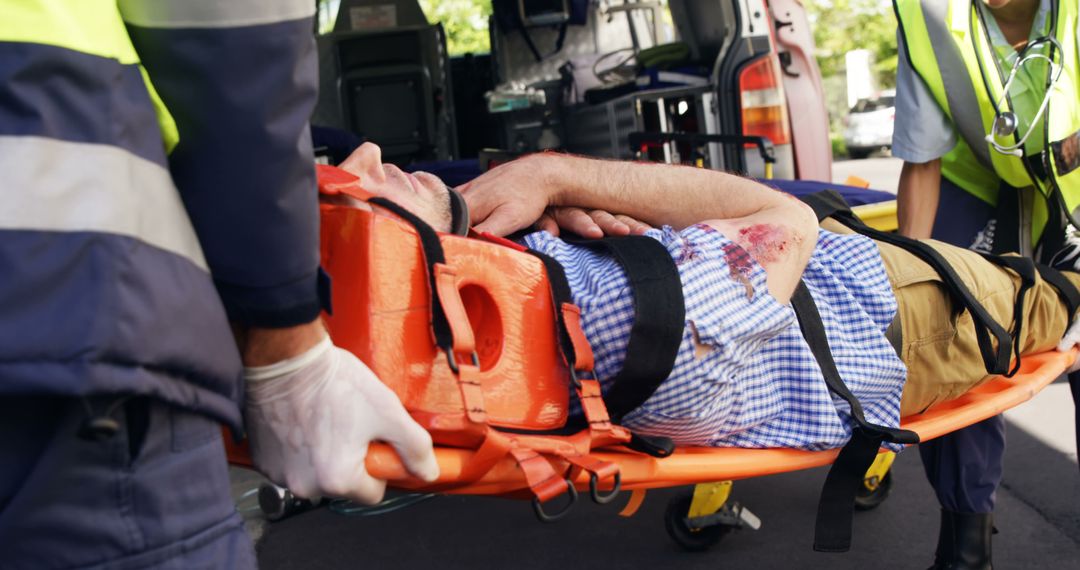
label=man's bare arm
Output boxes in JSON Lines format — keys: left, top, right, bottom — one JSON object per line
{"left": 897, "top": 159, "right": 941, "bottom": 239}
{"left": 461, "top": 153, "right": 818, "bottom": 303}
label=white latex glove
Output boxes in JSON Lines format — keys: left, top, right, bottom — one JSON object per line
{"left": 245, "top": 334, "right": 439, "bottom": 503}
{"left": 1056, "top": 317, "right": 1080, "bottom": 373}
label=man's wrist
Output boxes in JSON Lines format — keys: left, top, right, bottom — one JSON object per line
{"left": 538, "top": 152, "right": 577, "bottom": 207}
{"left": 238, "top": 319, "right": 328, "bottom": 367}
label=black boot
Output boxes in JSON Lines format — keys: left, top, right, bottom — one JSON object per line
{"left": 948, "top": 511, "right": 993, "bottom": 570}
{"left": 926, "top": 509, "right": 955, "bottom": 570}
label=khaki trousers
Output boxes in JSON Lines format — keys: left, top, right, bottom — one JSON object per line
{"left": 821, "top": 219, "right": 1080, "bottom": 416}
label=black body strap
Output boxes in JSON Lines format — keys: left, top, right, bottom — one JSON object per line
{"left": 978, "top": 254, "right": 1037, "bottom": 376}
{"left": 790, "top": 282, "right": 919, "bottom": 552}
{"left": 798, "top": 189, "right": 1080, "bottom": 549}
{"left": 791, "top": 284, "right": 920, "bottom": 445}
{"left": 801, "top": 191, "right": 1015, "bottom": 376}
{"left": 1035, "top": 263, "right": 1080, "bottom": 322}
{"left": 524, "top": 242, "right": 677, "bottom": 456}
{"left": 565, "top": 235, "right": 687, "bottom": 422}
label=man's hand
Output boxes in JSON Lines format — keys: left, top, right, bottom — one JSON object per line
{"left": 242, "top": 324, "right": 438, "bottom": 504}
{"left": 537, "top": 207, "right": 653, "bottom": 238}
{"left": 458, "top": 153, "right": 565, "bottom": 236}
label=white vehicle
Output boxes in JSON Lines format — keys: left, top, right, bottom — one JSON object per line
{"left": 843, "top": 89, "right": 895, "bottom": 159}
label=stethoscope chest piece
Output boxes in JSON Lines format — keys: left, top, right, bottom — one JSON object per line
{"left": 992, "top": 111, "right": 1019, "bottom": 138}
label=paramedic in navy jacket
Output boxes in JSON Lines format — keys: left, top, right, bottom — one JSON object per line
{"left": 0, "top": 2, "right": 436, "bottom": 568}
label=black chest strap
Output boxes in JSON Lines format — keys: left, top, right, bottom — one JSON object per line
{"left": 524, "top": 236, "right": 680, "bottom": 457}
{"left": 566, "top": 235, "right": 687, "bottom": 424}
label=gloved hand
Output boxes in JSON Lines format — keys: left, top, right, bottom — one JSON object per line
{"left": 1056, "top": 316, "right": 1080, "bottom": 373}
{"left": 245, "top": 334, "right": 439, "bottom": 504}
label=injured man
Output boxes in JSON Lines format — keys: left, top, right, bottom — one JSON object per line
{"left": 339, "top": 142, "right": 1080, "bottom": 450}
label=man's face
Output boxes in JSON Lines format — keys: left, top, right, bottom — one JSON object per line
{"left": 338, "top": 142, "right": 452, "bottom": 232}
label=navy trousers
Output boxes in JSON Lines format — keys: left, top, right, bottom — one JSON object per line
{"left": 920, "top": 178, "right": 1005, "bottom": 514}
{"left": 0, "top": 395, "right": 256, "bottom": 569}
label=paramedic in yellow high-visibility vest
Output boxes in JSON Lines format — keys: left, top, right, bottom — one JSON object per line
{"left": 892, "top": 0, "right": 1079, "bottom": 568}
{"left": 0, "top": 2, "right": 437, "bottom": 567}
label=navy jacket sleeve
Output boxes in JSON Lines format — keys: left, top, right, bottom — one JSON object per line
{"left": 119, "top": 0, "right": 323, "bottom": 327}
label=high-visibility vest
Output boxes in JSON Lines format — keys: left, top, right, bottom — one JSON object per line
{"left": 3, "top": 0, "right": 179, "bottom": 149}
{"left": 895, "top": 0, "right": 1080, "bottom": 245}
{"left": 0, "top": 0, "right": 202, "bottom": 269}
{"left": 0, "top": 1, "right": 238, "bottom": 426}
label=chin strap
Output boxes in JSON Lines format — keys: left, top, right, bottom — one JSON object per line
{"left": 448, "top": 188, "right": 470, "bottom": 236}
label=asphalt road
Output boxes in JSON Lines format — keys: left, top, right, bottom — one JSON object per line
{"left": 242, "top": 155, "right": 1080, "bottom": 568}
{"left": 247, "top": 399, "right": 1079, "bottom": 569}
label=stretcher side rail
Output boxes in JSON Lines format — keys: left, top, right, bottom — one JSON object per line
{"left": 226, "top": 350, "right": 1073, "bottom": 495}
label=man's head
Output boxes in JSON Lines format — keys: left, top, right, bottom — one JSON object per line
{"left": 338, "top": 142, "right": 453, "bottom": 232}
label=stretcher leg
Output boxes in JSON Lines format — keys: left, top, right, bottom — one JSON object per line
{"left": 854, "top": 451, "right": 896, "bottom": 511}
{"left": 689, "top": 481, "right": 732, "bottom": 518}
{"left": 664, "top": 481, "right": 761, "bottom": 551}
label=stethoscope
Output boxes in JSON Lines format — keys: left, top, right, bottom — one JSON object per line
{"left": 972, "top": 2, "right": 1064, "bottom": 158}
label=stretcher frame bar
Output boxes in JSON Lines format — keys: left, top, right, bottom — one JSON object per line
{"left": 348, "top": 350, "right": 1073, "bottom": 494}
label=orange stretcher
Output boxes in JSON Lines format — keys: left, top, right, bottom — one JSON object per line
{"left": 225, "top": 161, "right": 1080, "bottom": 551}
{"left": 226, "top": 350, "right": 1073, "bottom": 494}
{"left": 226, "top": 163, "right": 1074, "bottom": 503}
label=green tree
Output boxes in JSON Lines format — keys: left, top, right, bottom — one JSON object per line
{"left": 806, "top": 0, "right": 898, "bottom": 88}
{"left": 419, "top": 0, "right": 493, "bottom": 55}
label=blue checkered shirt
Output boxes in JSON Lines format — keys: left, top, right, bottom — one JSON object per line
{"left": 522, "top": 224, "right": 906, "bottom": 451}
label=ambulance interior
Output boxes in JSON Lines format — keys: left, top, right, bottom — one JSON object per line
{"left": 311, "top": 0, "right": 835, "bottom": 185}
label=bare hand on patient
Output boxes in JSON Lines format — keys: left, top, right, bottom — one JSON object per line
{"left": 537, "top": 207, "right": 653, "bottom": 238}
{"left": 242, "top": 321, "right": 439, "bottom": 504}
{"left": 456, "top": 153, "right": 560, "bottom": 236}
{"left": 458, "top": 153, "right": 649, "bottom": 237}
{"left": 459, "top": 153, "right": 659, "bottom": 236}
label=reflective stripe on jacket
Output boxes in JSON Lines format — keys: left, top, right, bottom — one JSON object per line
{"left": 1, "top": 0, "right": 321, "bottom": 429}
{"left": 894, "top": 0, "right": 1080, "bottom": 245}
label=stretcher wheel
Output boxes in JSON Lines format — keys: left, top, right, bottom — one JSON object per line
{"left": 664, "top": 494, "right": 731, "bottom": 551}
{"left": 853, "top": 470, "right": 893, "bottom": 511}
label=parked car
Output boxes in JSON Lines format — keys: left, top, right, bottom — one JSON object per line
{"left": 843, "top": 89, "right": 895, "bottom": 159}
